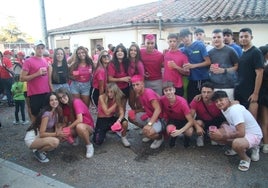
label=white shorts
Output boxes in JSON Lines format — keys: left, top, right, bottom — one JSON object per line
{"left": 24, "top": 130, "right": 39, "bottom": 148}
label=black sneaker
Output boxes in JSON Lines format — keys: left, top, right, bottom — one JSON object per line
{"left": 33, "top": 150, "right": 49, "bottom": 163}
{"left": 169, "top": 137, "right": 177, "bottom": 148}
{"left": 183, "top": 136, "right": 190, "bottom": 148}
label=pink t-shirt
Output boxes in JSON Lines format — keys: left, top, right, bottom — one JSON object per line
{"left": 97, "top": 98, "right": 117, "bottom": 117}
{"left": 139, "top": 88, "right": 160, "bottom": 118}
{"left": 128, "top": 60, "right": 144, "bottom": 77}
{"left": 73, "top": 65, "right": 92, "bottom": 82}
{"left": 73, "top": 98, "right": 94, "bottom": 128}
{"left": 108, "top": 62, "right": 128, "bottom": 89}
{"left": 22, "top": 57, "right": 50, "bottom": 96}
{"left": 163, "top": 50, "right": 188, "bottom": 88}
{"left": 140, "top": 48, "right": 164, "bottom": 80}
{"left": 92, "top": 67, "right": 107, "bottom": 89}
{"left": 190, "top": 100, "right": 221, "bottom": 121}
{"left": 160, "top": 95, "right": 190, "bottom": 120}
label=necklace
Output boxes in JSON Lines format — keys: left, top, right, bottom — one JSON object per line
{"left": 243, "top": 45, "right": 252, "bottom": 52}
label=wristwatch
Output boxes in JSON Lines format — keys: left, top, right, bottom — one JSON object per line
{"left": 148, "top": 122, "right": 153, "bottom": 126}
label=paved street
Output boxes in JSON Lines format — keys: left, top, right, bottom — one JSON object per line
{"left": 0, "top": 102, "right": 267, "bottom": 188}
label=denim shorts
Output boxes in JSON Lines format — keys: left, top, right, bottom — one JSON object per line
{"left": 70, "top": 80, "right": 91, "bottom": 95}
{"left": 53, "top": 83, "right": 70, "bottom": 92}
{"left": 135, "top": 112, "right": 163, "bottom": 133}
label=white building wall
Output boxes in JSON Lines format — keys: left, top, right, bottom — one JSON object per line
{"left": 49, "top": 23, "right": 268, "bottom": 53}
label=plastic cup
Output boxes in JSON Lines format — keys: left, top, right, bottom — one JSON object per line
{"left": 111, "top": 121, "right": 122, "bottom": 132}
{"left": 62, "top": 127, "right": 74, "bottom": 144}
{"left": 168, "top": 61, "right": 173, "bottom": 69}
{"left": 128, "top": 110, "right": 136, "bottom": 120}
{"left": 166, "top": 125, "right": 176, "bottom": 135}
{"left": 40, "top": 67, "right": 47, "bottom": 75}
{"left": 209, "top": 125, "right": 217, "bottom": 132}
{"left": 73, "top": 70, "right": 79, "bottom": 76}
{"left": 212, "top": 63, "right": 219, "bottom": 68}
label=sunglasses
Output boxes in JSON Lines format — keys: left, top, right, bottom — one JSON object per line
{"left": 102, "top": 54, "right": 110, "bottom": 58}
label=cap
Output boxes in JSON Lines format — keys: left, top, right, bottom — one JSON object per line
{"left": 145, "top": 34, "right": 155, "bottom": 41}
{"left": 211, "top": 90, "right": 228, "bottom": 101}
{"left": 179, "top": 28, "right": 192, "bottom": 37}
{"left": 222, "top": 28, "right": 233, "bottom": 36}
{"left": 131, "top": 75, "right": 144, "bottom": 83}
{"left": 162, "top": 81, "right": 174, "bottom": 90}
{"left": 3, "top": 50, "right": 12, "bottom": 56}
{"left": 194, "top": 28, "right": 205, "bottom": 34}
{"left": 17, "top": 51, "right": 25, "bottom": 56}
{"left": 34, "top": 40, "right": 45, "bottom": 47}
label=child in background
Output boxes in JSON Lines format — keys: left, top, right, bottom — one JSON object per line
{"left": 11, "top": 74, "right": 29, "bottom": 125}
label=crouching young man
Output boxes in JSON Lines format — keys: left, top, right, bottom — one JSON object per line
{"left": 130, "top": 75, "right": 164, "bottom": 149}
{"left": 210, "top": 91, "right": 263, "bottom": 171}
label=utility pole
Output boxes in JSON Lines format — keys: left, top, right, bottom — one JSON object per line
{"left": 39, "top": 0, "right": 48, "bottom": 48}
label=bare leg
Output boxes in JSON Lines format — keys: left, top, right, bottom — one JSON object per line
{"left": 75, "top": 123, "right": 92, "bottom": 145}
{"left": 232, "top": 138, "right": 250, "bottom": 161}
{"left": 30, "top": 137, "right": 60, "bottom": 152}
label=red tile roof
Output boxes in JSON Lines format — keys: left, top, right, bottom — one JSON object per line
{"left": 49, "top": 0, "right": 268, "bottom": 34}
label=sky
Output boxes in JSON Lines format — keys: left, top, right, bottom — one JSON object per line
{"left": 0, "top": 0, "right": 157, "bottom": 40}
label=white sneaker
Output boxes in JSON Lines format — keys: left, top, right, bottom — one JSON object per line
{"left": 21, "top": 120, "right": 29, "bottom": 125}
{"left": 211, "top": 140, "right": 218, "bottom": 146}
{"left": 251, "top": 146, "right": 260, "bottom": 161}
{"left": 121, "top": 136, "right": 131, "bottom": 147}
{"left": 72, "top": 137, "right": 79, "bottom": 146}
{"left": 224, "top": 149, "right": 237, "bottom": 156}
{"left": 86, "top": 144, "right": 94, "bottom": 158}
{"left": 13, "top": 120, "right": 19, "bottom": 125}
{"left": 150, "top": 136, "right": 164, "bottom": 149}
{"left": 262, "top": 144, "right": 268, "bottom": 154}
{"left": 196, "top": 136, "right": 204, "bottom": 147}
{"left": 142, "top": 137, "right": 151, "bottom": 143}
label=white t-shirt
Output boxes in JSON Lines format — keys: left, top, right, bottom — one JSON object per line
{"left": 222, "top": 104, "right": 263, "bottom": 137}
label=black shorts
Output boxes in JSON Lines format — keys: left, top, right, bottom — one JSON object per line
{"left": 29, "top": 93, "right": 49, "bottom": 117}
{"left": 166, "top": 119, "right": 188, "bottom": 129}
{"left": 199, "top": 116, "right": 226, "bottom": 131}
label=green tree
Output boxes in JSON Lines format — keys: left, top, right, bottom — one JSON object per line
{"left": 0, "top": 16, "right": 33, "bottom": 43}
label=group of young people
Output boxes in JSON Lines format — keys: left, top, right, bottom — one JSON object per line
{"left": 14, "top": 26, "right": 268, "bottom": 172}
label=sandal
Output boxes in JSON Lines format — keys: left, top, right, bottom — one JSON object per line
{"left": 224, "top": 149, "right": 237, "bottom": 156}
{"left": 238, "top": 159, "right": 251, "bottom": 171}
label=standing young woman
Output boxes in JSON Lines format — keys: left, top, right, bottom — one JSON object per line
{"left": 48, "top": 48, "right": 70, "bottom": 92}
{"left": 127, "top": 43, "right": 144, "bottom": 77}
{"left": 108, "top": 44, "right": 131, "bottom": 109}
{"left": 69, "top": 46, "right": 94, "bottom": 106}
{"left": 90, "top": 50, "right": 110, "bottom": 108}
{"left": 56, "top": 88, "right": 95, "bottom": 158}
{"left": 24, "top": 92, "right": 65, "bottom": 163}
{"left": 93, "top": 83, "right": 130, "bottom": 147}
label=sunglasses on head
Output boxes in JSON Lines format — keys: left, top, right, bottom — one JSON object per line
{"left": 102, "top": 54, "right": 110, "bottom": 58}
